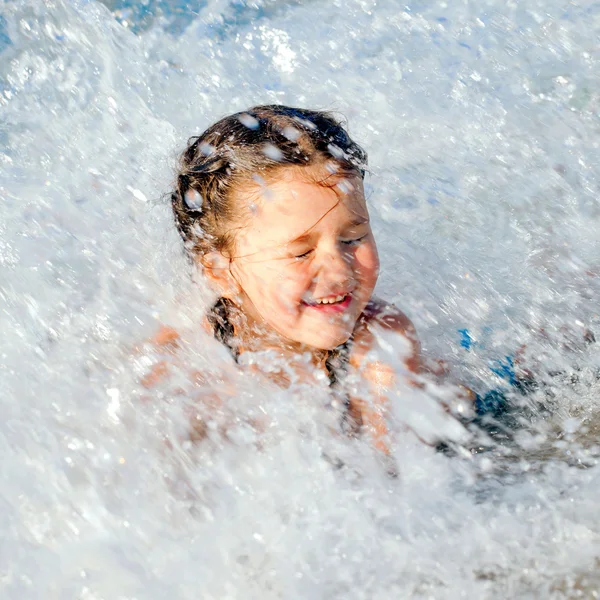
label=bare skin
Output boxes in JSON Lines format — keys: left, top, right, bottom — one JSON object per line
{"left": 143, "top": 165, "right": 425, "bottom": 454}
{"left": 141, "top": 296, "right": 420, "bottom": 455}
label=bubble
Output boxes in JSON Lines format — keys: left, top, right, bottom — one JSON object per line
{"left": 199, "top": 142, "right": 215, "bottom": 156}
{"left": 293, "top": 116, "right": 317, "bottom": 130}
{"left": 238, "top": 113, "right": 260, "bottom": 129}
{"left": 126, "top": 186, "right": 148, "bottom": 202}
{"left": 335, "top": 179, "right": 354, "bottom": 194}
{"left": 251, "top": 173, "right": 266, "bottom": 187}
{"left": 282, "top": 125, "right": 300, "bottom": 141}
{"left": 327, "top": 143, "right": 345, "bottom": 159}
{"left": 184, "top": 189, "right": 203, "bottom": 211}
{"left": 262, "top": 143, "right": 283, "bottom": 161}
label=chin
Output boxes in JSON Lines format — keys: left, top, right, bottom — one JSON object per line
{"left": 305, "top": 330, "right": 353, "bottom": 351}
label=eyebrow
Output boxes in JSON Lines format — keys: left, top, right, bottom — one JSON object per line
{"left": 346, "top": 215, "right": 370, "bottom": 227}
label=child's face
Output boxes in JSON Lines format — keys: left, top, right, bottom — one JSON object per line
{"left": 229, "top": 166, "right": 379, "bottom": 350}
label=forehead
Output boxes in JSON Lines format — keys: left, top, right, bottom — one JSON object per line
{"left": 237, "top": 168, "right": 368, "bottom": 248}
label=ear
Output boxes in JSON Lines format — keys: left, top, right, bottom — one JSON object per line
{"left": 200, "top": 252, "right": 241, "bottom": 298}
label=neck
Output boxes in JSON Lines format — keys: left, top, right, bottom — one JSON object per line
{"left": 227, "top": 305, "right": 330, "bottom": 377}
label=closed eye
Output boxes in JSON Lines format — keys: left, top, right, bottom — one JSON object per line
{"left": 341, "top": 234, "right": 368, "bottom": 246}
{"left": 294, "top": 249, "right": 313, "bottom": 260}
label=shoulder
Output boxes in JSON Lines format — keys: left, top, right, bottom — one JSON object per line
{"left": 350, "top": 298, "right": 421, "bottom": 373}
{"left": 360, "top": 298, "right": 419, "bottom": 342}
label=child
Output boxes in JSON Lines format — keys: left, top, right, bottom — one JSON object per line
{"left": 158, "top": 105, "right": 454, "bottom": 454}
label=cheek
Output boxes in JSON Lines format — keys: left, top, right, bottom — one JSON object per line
{"left": 272, "top": 266, "right": 315, "bottom": 317}
{"left": 237, "top": 263, "right": 312, "bottom": 317}
{"left": 354, "top": 242, "right": 380, "bottom": 286}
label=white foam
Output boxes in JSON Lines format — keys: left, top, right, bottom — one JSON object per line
{"left": 2, "top": 0, "right": 600, "bottom": 596}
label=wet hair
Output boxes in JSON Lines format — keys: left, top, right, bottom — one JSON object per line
{"left": 170, "top": 104, "right": 367, "bottom": 363}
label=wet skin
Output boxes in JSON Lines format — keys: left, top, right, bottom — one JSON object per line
{"left": 227, "top": 167, "right": 380, "bottom": 352}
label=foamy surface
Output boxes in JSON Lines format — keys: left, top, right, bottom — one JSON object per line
{"left": 2, "top": 0, "right": 600, "bottom": 597}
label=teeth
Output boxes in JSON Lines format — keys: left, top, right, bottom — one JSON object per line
{"left": 315, "top": 294, "right": 346, "bottom": 305}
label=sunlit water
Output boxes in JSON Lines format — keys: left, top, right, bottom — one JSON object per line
{"left": 2, "top": 0, "right": 600, "bottom": 597}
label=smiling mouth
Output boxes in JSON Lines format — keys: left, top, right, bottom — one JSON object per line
{"left": 314, "top": 293, "right": 347, "bottom": 305}
{"left": 302, "top": 293, "right": 353, "bottom": 311}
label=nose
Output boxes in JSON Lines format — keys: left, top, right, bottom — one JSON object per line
{"left": 317, "top": 245, "right": 354, "bottom": 290}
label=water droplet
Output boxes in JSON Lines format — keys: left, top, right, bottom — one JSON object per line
{"left": 238, "top": 113, "right": 259, "bottom": 129}
{"left": 263, "top": 143, "right": 283, "bottom": 161}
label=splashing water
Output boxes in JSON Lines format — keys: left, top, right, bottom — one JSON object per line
{"left": 2, "top": 0, "right": 600, "bottom": 597}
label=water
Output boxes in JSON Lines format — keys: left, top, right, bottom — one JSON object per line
{"left": 2, "top": 0, "right": 600, "bottom": 597}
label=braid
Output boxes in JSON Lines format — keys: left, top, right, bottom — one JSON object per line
{"left": 206, "top": 297, "right": 238, "bottom": 358}
{"left": 325, "top": 343, "right": 349, "bottom": 387}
